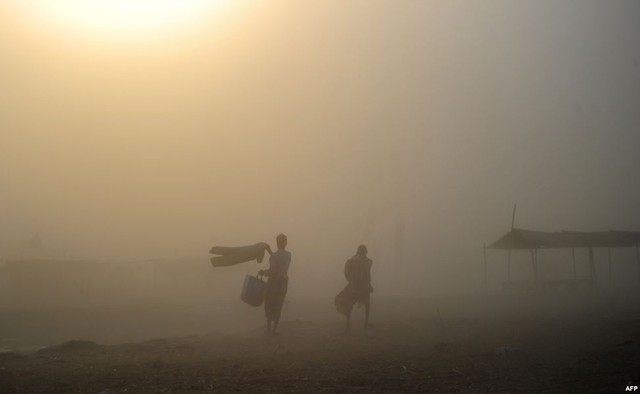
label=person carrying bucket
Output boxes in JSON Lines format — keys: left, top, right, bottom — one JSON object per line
{"left": 258, "top": 233, "right": 291, "bottom": 336}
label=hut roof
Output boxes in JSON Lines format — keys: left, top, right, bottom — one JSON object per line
{"left": 488, "top": 228, "right": 640, "bottom": 250}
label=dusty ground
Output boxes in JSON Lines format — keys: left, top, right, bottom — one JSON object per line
{"left": 1, "top": 295, "right": 639, "bottom": 393}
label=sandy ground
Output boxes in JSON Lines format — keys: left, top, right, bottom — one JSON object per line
{"left": 1, "top": 295, "right": 639, "bottom": 393}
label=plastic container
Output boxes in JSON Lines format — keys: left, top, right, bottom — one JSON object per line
{"left": 241, "top": 274, "right": 266, "bottom": 307}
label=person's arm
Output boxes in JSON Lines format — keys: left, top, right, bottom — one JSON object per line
{"left": 259, "top": 250, "right": 271, "bottom": 276}
{"left": 259, "top": 242, "right": 273, "bottom": 255}
{"left": 259, "top": 250, "right": 277, "bottom": 277}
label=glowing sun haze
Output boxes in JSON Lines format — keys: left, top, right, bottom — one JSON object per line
{"left": 11, "top": 0, "right": 237, "bottom": 38}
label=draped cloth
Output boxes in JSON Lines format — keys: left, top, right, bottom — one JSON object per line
{"left": 265, "top": 276, "right": 288, "bottom": 320}
{"left": 264, "top": 249, "right": 291, "bottom": 320}
{"left": 209, "top": 243, "right": 268, "bottom": 267}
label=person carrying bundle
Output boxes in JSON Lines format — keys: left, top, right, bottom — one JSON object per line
{"left": 335, "top": 244, "right": 373, "bottom": 331}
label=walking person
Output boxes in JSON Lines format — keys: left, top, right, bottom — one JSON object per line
{"left": 259, "top": 233, "right": 291, "bottom": 336}
{"left": 335, "top": 244, "right": 373, "bottom": 331}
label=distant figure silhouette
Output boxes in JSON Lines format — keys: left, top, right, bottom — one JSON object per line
{"left": 335, "top": 244, "right": 373, "bottom": 331}
{"left": 258, "top": 233, "right": 291, "bottom": 336}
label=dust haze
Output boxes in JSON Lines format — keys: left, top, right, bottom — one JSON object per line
{"left": 1, "top": 1, "right": 640, "bottom": 391}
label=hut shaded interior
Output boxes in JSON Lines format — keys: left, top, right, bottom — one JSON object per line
{"left": 485, "top": 229, "right": 640, "bottom": 290}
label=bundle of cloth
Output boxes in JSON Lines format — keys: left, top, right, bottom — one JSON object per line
{"left": 209, "top": 242, "right": 271, "bottom": 267}
{"left": 335, "top": 253, "right": 373, "bottom": 315}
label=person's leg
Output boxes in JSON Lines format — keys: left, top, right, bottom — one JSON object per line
{"left": 271, "top": 278, "right": 287, "bottom": 335}
{"left": 272, "top": 299, "right": 284, "bottom": 334}
{"left": 364, "top": 302, "right": 370, "bottom": 329}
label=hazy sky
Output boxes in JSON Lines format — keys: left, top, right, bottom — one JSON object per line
{"left": 1, "top": 1, "right": 639, "bottom": 293}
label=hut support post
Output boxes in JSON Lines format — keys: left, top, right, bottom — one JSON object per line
{"left": 506, "top": 204, "right": 516, "bottom": 285}
{"left": 607, "top": 248, "right": 612, "bottom": 287}
{"left": 483, "top": 244, "right": 487, "bottom": 289}
{"left": 589, "top": 247, "right": 595, "bottom": 289}
{"left": 572, "top": 248, "right": 577, "bottom": 280}
{"left": 636, "top": 243, "right": 639, "bottom": 284}
{"left": 393, "top": 219, "right": 404, "bottom": 297}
